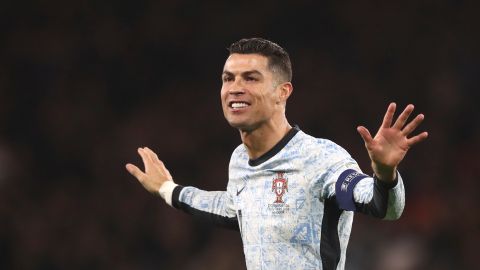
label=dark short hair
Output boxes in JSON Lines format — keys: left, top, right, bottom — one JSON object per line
{"left": 228, "top": 38, "right": 292, "bottom": 82}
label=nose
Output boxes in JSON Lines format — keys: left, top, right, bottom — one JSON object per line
{"left": 228, "top": 79, "right": 246, "bottom": 96}
{"left": 229, "top": 88, "right": 245, "bottom": 96}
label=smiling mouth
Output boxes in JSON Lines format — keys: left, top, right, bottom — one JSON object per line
{"left": 229, "top": 102, "right": 251, "bottom": 109}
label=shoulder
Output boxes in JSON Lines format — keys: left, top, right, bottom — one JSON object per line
{"left": 228, "top": 144, "right": 248, "bottom": 166}
{"left": 296, "top": 130, "right": 351, "bottom": 160}
{"left": 295, "top": 130, "right": 347, "bottom": 153}
{"left": 231, "top": 143, "right": 247, "bottom": 157}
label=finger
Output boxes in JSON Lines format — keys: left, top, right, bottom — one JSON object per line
{"left": 407, "top": 132, "right": 429, "bottom": 146}
{"left": 125, "top": 163, "right": 145, "bottom": 181}
{"left": 393, "top": 104, "right": 414, "bottom": 129}
{"left": 137, "top": 148, "right": 152, "bottom": 172}
{"left": 144, "top": 147, "right": 166, "bottom": 170}
{"left": 142, "top": 147, "right": 156, "bottom": 163}
{"left": 144, "top": 147, "right": 160, "bottom": 162}
{"left": 357, "top": 126, "right": 373, "bottom": 145}
{"left": 144, "top": 147, "right": 173, "bottom": 180}
{"left": 381, "top": 102, "right": 396, "bottom": 128}
{"left": 402, "top": 113, "right": 424, "bottom": 136}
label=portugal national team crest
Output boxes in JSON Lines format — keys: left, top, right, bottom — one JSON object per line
{"left": 272, "top": 172, "right": 288, "bottom": 203}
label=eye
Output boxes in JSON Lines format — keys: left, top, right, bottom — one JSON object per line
{"left": 245, "top": 76, "right": 258, "bottom": 81}
{"left": 222, "top": 76, "right": 233, "bottom": 82}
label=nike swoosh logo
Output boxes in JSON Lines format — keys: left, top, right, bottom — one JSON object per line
{"left": 236, "top": 186, "right": 246, "bottom": 196}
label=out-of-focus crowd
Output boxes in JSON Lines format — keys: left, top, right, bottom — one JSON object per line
{"left": 0, "top": 1, "right": 478, "bottom": 269}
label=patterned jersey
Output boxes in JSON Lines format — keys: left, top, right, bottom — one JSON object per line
{"left": 166, "top": 127, "right": 405, "bottom": 270}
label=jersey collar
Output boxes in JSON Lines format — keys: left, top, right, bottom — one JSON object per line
{"left": 248, "top": 125, "right": 300, "bottom": 167}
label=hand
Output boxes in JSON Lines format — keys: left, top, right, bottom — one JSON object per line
{"left": 126, "top": 147, "right": 173, "bottom": 194}
{"left": 357, "top": 103, "right": 428, "bottom": 181}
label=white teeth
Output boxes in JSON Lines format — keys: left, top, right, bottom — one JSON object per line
{"left": 231, "top": 102, "right": 249, "bottom": 108}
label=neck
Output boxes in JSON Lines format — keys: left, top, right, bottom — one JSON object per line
{"left": 239, "top": 117, "right": 292, "bottom": 160}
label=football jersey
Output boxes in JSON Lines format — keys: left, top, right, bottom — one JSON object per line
{"left": 163, "top": 127, "right": 405, "bottom": 270}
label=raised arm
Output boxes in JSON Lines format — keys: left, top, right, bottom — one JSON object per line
{"left": 333, "top": 103, "right": 428, "bottom": 220}
{"left": 357, "top": 103, "right": 428, "bottom": 182}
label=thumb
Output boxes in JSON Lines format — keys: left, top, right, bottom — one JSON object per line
{"left": 357, "top": 126, "right": 373, "bottom": 145}
{"left": 126, "top": 163, "right": 145, "bottom": 182}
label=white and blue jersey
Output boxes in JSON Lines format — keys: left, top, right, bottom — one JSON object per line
{"left": 161, "top": 126, "right": 405, "bottom": 270}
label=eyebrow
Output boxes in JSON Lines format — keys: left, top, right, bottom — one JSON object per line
{"left": 222, "top": 70, "right": 263, "bottom": 77}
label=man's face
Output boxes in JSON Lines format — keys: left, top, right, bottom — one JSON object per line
{"left": 221, "top": 53, "right": 284, "bottom": 131}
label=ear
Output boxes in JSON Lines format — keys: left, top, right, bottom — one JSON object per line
{"left": 277, "top": 82, "right": 293, "bottom": 104}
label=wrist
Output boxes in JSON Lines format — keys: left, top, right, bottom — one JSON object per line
{"left": 372, "top": 163, "right": 396, "bottom": 182}
{"left": 158, "top": 181, "right": 178, "bottom": 206}
{"left": 374, "top": 172, "right": 399, "bottom": 189}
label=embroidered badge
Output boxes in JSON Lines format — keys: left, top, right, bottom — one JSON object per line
{"left": 268, "top": 172, "right": 290, "bottom": 214}
{"left": 272, "top": 172, "right": 288, "bottom": 203}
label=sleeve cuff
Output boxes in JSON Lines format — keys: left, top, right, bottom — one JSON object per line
{"left": 158, "top": 181, "right": 178, "bottom": 206}
{"left": 373, "top": 171, "right": 399, "bottom": 190}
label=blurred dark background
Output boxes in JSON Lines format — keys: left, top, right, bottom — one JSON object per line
{"left": 0, "top": 0, "right": 479, "bottom": 269}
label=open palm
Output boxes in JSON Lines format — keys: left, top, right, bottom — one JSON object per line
{"left": 126, "top": 147, "right": 173, "bottom": 194}
{"left": 357, "top": 103, "right": 428, "bottom": 181}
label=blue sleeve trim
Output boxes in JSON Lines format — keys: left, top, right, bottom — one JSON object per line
{"left": 335, "top": 169, "right": 369, "bottom": 211}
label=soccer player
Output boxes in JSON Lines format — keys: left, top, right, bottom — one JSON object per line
{"left": 126, "top": 38, "right": 428, "bottom": 270}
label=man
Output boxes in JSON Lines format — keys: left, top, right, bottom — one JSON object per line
{"left": 126, "top": 38, "right": 428, "bottom": 270}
